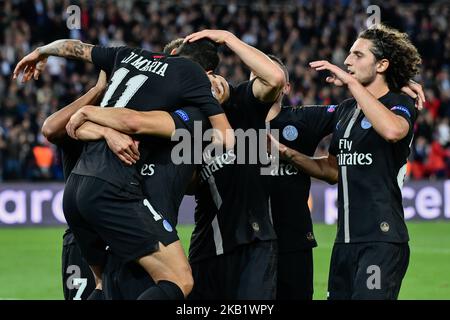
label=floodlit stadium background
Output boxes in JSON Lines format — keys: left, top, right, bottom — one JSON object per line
{"left": 0, "top": 0, "right": 449, "bottom": 300}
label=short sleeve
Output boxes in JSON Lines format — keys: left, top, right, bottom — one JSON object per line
{"left": 388, "top": 95, "right": 416, "bottom": 133}
{"left": 222, "top": 79, "right": 273, "bottom": 129}
{"left": 178, "top": 60, "right": 224, "bottom": 117}
{"left": 91, "top": 45, "right": 129, "bottom": 75}
{"left": 169, "top": 106, "right": 210, "bottom": 134}
{"left": 298, "top": 104, "right": 338, "bottom": 138}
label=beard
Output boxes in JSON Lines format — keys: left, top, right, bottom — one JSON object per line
{"left": 357, "top": 68, "right": 378, "bottom": 86}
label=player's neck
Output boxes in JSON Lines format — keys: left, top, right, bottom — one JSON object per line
{"left": 364, "top": 77, "right": 390, "bottom": 99}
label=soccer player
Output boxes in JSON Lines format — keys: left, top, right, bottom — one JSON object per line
{"left": 14, "top": 39, "right": 229, "bottom": 299}
{"left": 69, "top": 74, "right": 229, "bottom": 299}
{"left": 270, "top": 24, "right": 422, "bottom": 300}
{"left": 182, "top": 30, "right": 285, "bottom": 300}
{"left": 42, "top": 70, "right": 108, "bottom": 300}
{"left": 266, "top": 54, "right": 423, "bottom": 300}
{"left": 264, "top": 55, "right": 337, "bottom": 300}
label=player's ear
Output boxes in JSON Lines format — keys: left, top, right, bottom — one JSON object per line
{"left": 283, "top": 82, "right": 291, "bottom": 95}
{"left": 377, "top": 59, "right": 389, "bottom": 73}
{"left": 170, "top": 48, "right": 178, "bottom": 55}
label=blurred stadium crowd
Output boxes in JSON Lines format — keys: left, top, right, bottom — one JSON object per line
{"left": 0, "top": 0, "right": 449, "bottom": 181}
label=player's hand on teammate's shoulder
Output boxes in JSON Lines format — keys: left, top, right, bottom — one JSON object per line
{"left": 309, "top": 60, "right": 356, "bottom": 87}
{"left": 401, "top": 80, "right": 426, "bottom": 110}
{"left": 184, "top": 29, "right": 233, "bottom": 44}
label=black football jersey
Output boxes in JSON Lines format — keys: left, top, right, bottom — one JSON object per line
{"left": 72, "top": 46, "right": 222, "bottom": 193}
{"left": 268, "top": 105, "right": 338, "bottom": 252}
{"left": 329, "top": 92, "right": 416, "bottom": 244}
{"left": 189, "top": 80, "right": 277, "bottom": 263}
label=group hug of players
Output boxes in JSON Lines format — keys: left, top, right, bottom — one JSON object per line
{"left": 13, "top": 24, "right": 424, "bottom": 300}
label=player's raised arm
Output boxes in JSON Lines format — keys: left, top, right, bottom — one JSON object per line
{"left": 268, "top": 133, "right": 338, "bottom": 184}
{"left": 185, "top": 29, "right": 285, "bottom": 103}
{"left": 310, "top": 60, "right": 412, "bottom": 143}
{"left": 42, "top": 71, "right": 107, "bottom": 143}
{"left": 13, "top": 40, "right": 94, "bottom": 82}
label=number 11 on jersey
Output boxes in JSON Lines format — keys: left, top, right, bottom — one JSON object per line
{"left": 100, "top": 67, "right": 148, "bottom": 108}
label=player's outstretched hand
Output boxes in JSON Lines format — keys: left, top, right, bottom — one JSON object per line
{"left": 184, "top": 29, "right": 232, "bottom": 44}
{"left": 13, "top": 49, "right": 48, "bottom": 83}
{"left": 309, "top": 60, "right": 355, "bottom": 87}
{"left": 401, "top": 80, "right": 426, "bottom": 110}
{"left": 104, "top": 130, "right": 140, "bottom": 166}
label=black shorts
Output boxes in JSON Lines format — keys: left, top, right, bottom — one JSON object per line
{"left": 63, "top": 174, "right": 179, "bottom": 266}
{"left": 102, "top": 249, "right": 155, "bottom": 300}
{"left": 277, "top": 248, "right": 313, "bottom": 300}
{"left": 189, "top": 240, "right": 277, "bottom": 300}
{"left": 328, "top": 242, "right": 410, "bottom": 300}
{"left": 62, "top": 229, "right": 96, "bottom": 300}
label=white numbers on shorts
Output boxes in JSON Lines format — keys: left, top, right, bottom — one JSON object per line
{"left": 100, "top": 67, "right": 148, "bottom": 107}
{"left": 143, "top": 199, "right": 162, "bottom": 221}
{"left": 72, "top": 278, "right": 87, "bottom": 300}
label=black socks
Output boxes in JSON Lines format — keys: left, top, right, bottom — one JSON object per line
{"left": 137, "top": 280, "right": 184, "bottom": 300}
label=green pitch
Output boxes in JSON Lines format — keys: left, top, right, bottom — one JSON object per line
{"left": 0, "top": 221, "right": 449, "bottom": 300}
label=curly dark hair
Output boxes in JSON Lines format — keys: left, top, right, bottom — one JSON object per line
{"left": 359, "top": 24, "right": 422, "bottom": 91}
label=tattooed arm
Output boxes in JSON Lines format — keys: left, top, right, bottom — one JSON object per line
{"left": 38, "top": 39, "right": 93, "bottom": 61}
{"left": 13, "top": 40, "right": 94, "bottom": 82}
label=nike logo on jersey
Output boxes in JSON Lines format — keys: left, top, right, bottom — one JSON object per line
{"left": 121, "top": 52, "right": 168, "bottom": 76}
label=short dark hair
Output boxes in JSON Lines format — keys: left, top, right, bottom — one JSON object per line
{"left": 176, "top": 39, "right": 219, "bottom": 72}
{"left": 359, "top": 24, "right": 421, "bottom": 91}
{"left": 163, "top": 38, "right": 184, "bottom": 54}
{"left": 267, "top": 54, "right": 289, "bottom": 83}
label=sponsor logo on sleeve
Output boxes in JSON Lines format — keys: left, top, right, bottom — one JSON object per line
{"left": 327, "top": 105, "right": 337, "bottom": 113}
{"left": 390, "top": 105, "right": 411, "bottom": 118}
{"left": 174, "top": 109, "right": 190, "bottom": 122}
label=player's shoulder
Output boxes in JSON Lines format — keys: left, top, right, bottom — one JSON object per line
{"left": 383, "top": 91, "right": 417, "bottom": 119}
{"left": 338, "top": 97, "right": 356, "bottom": 108}
{"left": 383, "top": 91, "right": 415, "bottom": 108}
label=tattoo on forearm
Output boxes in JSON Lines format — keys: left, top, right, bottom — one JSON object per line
{"left": 39, "top": 40, "right": 93, "bottom": 62}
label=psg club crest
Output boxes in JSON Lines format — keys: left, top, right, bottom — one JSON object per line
{"left": 282, "top": 125, "right": 298, "bottom": 141}
{"left": 361, "top": 117, "right": 372, "bottom": 129}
